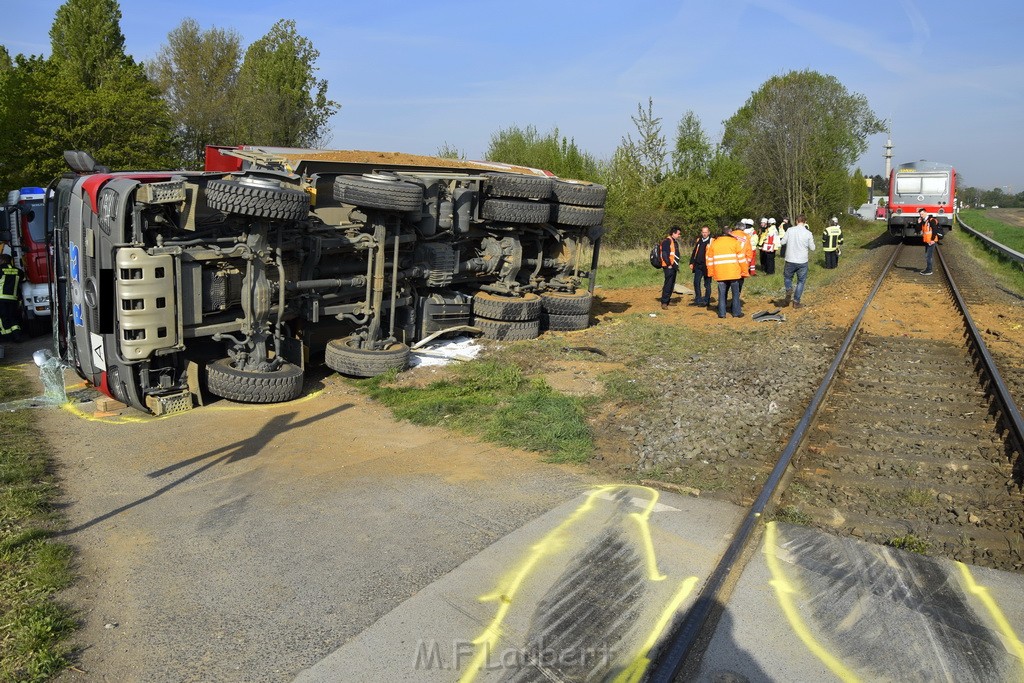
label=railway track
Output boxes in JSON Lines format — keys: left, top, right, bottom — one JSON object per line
{"left": 785, "top": 243, "right": 1024, "bottom": 568}
{"left": 650, "top": 239, "right": 1024, "bottom": 682}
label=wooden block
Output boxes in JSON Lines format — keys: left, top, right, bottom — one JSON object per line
{"left": 94, "top": 396, "right": 128, "bottom": 412}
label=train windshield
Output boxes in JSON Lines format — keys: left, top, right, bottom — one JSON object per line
{"left": 895, "top": 174, "right": 948, "bottom": 196}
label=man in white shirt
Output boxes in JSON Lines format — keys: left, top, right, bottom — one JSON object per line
{"left": 779, "top": 214, "right": 815, "bottom": 309}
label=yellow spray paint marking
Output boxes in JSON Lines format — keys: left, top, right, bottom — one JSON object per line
{"left": 764, "top": 522, "right": 860, "bottom": 683}
{"left": 60, "top": 388, "right": 324, "bottom": 424}
{"left": 459, "top": 485, "right": 683, "bottom": 683}
{"left": 612, "top": 576, "right": 698, "bottom": 683}
{"left": 957, "top": 562, "right": 1024, "bottom": 672}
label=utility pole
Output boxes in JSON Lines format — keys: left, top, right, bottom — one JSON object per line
{"left": 883, "top": 121, "right": 893, "bottom": 178}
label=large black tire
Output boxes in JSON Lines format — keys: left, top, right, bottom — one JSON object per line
{"left": 481, "top": 198, "right": 551, "bottom": 224}
{"left": 325, "top": 336, "right": 410, "bottom": 377}
{"left": 540, "top": 311, "right": 590, "bottom": 332}
{"left": 551, "top": 179, "right": 607, "bottom": 207}
{"left": 472, "top": 292, "right": 542, "bottom": 321}
{"left": 207, "top": 178, "right": 310, "bottom": 221}
{"left": 484, "top": 173, "right": 552, "bottom": 200}
{"left": 471, "top": 316, "right": 540, "bottom": 341}
{"left": 333, "top": 174, "right": 424, "bottom": 212}
{"left": 206, "top": 358, "right": 304, "bottom": 404}
{"left": 540, "top": 291, "right": 593, "bottom": 315}
{"left": 551, "top": 203, "right": 605, "bottom": 227}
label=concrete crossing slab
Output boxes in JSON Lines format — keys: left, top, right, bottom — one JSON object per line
{"left": 295, "top": 486, "right": 744, "bottom": 682}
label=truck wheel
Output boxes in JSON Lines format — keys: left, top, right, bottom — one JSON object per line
{"left": 206, "top": 358, "right": 305, "bottom": 404}
{"left": 207, "top": 178, "right": 310, "bottom": 221}
{"left": 481, "top": 198, "right": 550, "bottom": 224}
{"left": 540, "top": 311, "right": 590, "bottom": 331}
{"left": 550, "top": 204, "right": 605, "bottom": 227}
{"left": 540, "top": 291, "right": 593, "bottom": 315}
{"left": 471, "top": 316, "right": 540, "bottom": 341}
{"left": 551, "top": 179, "right": 607, "bottom": 207}
{"left": 472, "top": 292, "right": 542, "bottom": 321}
{"left": 325, "top": 336, "right": 410, "bottom": 377}
{"left": 333, "top": 174, "right": 424, "bottom": 212}
{"left": 484, "top": 173, "right": 553, "bottom": 200}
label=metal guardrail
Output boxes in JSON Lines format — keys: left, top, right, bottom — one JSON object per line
{"left": 956, "top": 213, "right": 1024, "bottom": 265}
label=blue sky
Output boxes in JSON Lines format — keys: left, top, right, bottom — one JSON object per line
{"left": 2, "top": 0, "right": 1022, "bottom": 191}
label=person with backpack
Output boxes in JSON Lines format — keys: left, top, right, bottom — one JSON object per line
{"left": 658, "top": 226, "right": 681, "bottom": 310}
{"left": 917, "top": 209, "right": 940, "bottom": 275}
{"left": 688, "top": 225, "right": 713, "bottom": 307}
{"left": 706, "top": 224, "right": 747, "bottom": 318}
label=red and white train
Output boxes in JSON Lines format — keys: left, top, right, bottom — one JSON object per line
{"left": 886, "top": 160, "right": 956, "bottom": 238}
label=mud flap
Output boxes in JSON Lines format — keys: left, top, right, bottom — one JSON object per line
{"left": 279, "top": 336, "right": 306, "bottom": 370}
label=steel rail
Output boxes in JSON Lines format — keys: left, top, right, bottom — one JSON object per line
{"left": 936, "top": 245, "right": 1024, "bottom": 466}
{"left": 648, "top": 243, "right": 903, "bottom": 683}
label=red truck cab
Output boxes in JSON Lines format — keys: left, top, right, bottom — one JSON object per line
{"left": 3, "top": 187, "right": 51, "bottom": 323}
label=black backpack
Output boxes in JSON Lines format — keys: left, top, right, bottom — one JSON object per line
{"left": 649, "top": 242, "right": 663, "bottom": 268}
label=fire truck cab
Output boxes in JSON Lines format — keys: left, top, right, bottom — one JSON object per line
{"left": 3, "top": 187, "right": 52, "bottom": 326}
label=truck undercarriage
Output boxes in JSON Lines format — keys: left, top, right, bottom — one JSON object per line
{"left": 50, "top": 148, "right": 606, "bottom": 414}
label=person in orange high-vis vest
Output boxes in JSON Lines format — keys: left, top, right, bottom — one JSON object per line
{"left": 730, "top": 221, "right": 754, "bottom": 295}
{"left": 918, "top": 209, "right": 940, "bottom": 275}
{"left": 659, "top": 226, "right": 681, "bottom": 309}
{"left": 706, "top": 225, "right": 746, "bottom": 318}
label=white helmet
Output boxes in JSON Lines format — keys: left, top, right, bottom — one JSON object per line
{"left": 768, "top": 217, "right": 776, "bottom": 224}
{"left": 831, "top": 216, "right": 838, "bottom": 224}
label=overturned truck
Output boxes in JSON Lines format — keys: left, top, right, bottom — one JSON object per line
{"left": 48, "top": 147, "right": 606, "bottom": 415}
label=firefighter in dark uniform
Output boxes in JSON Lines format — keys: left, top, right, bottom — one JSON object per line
{"left": 822, "top": 217, "right": 843, "bottom": 269}
{"left": 0, "top": 254, "right": 25, "bottom": 341}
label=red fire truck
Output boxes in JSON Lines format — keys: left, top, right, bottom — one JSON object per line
{"left": 2, "top": 187, "right": 52, "bottom": 330}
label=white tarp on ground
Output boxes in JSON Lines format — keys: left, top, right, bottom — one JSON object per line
{"left": 409, "top": 335, "right": 483, "bottom": 368}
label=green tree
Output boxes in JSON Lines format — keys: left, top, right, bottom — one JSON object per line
{"left": 601, "top": 98, "right": 670, "bottom": 245}
{"left": 0, "top": 1, "right": 175, "bottom": 186}
{"left": 45, "top": 0, "right": 175, "bottom": 173}
{"left": 671, "top": 110, "right": 711, "bottom": 179}
{"left": 436, "top": 141, "right": 465, "bottom": 160}
{"left": 49, "top": 0, "right": 128, "bottom": 89}
{"left": 149, "top": 18, "right": 243, "bottom": 166}
{"left": 234, "top": 19, "right": 339, "bottom": 147}
{"left": 849, "top": 168, "right": 869, "bottom": 208}
{"left": 484, "top": 124, "right": 600, "bottom": 180}
{"left": 722, "top": 70, "right": 884, "bottom": 225}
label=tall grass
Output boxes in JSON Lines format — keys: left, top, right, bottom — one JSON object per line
{"left": 959, "top": 210, "right": 1024, "bottom": 253}
{"left": 0, "top": 367, "right": 75, "bottom": 681}
{"left": 952, "top": 215, "right": 1024, "bottom": 295}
